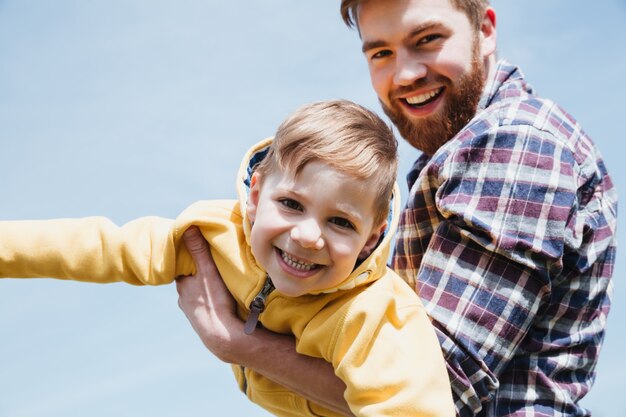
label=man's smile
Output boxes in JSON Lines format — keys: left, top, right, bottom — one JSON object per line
{"left": 403, "top": 86, "right": 444, "bottom": 108}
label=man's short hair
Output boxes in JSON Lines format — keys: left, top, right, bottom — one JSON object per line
{"left": 340, "top": 0, "right": 490, "bottom": 32}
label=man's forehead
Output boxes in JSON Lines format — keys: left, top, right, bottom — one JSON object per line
{"left": 357, "top": 0, "right": 470, "bottom": 41}
{"left": 357, "top": 0, "right": 463, "bottom": 24}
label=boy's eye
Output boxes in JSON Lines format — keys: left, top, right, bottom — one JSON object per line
{"left": 330, "top": 217, "right": 355, "bottom": 230}
{"left": 279, "top": 198, "right": 302, "bottom": 211}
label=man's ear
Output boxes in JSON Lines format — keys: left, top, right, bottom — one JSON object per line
{"left": 247, "top": 173, "right": 262, "bottom": 223}
{"left": 358, "top": 221, "right": 387, "bottom": 260}
{"left": 480, "top": 7, "right": 497, "bottom": 58}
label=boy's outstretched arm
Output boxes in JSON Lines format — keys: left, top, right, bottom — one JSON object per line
{"left": 0, "top": 216, "right": 180, "bottom": 284}
{"left": 176, "top": 226, "right": 354, "bottom": 417}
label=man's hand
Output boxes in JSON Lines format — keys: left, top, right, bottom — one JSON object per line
{"left": 176, "top": 226, "right": 244, "bottom": 363}
{"left": 176, "top": 226, "right": 352, "bottom": 415}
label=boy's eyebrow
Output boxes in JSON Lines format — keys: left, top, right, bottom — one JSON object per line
{"left": 361, "top": 22, "right": 441, "bottom": 53}
{"left": 334, "top": 204, "right": 364, "bottom": 224}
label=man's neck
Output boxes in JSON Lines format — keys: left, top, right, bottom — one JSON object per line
{"left": 483, "top": 54, "right": 497, "bottom": 91}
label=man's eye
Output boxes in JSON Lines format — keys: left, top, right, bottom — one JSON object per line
{"left": 371, "top": 49, "right": 392, "bottom": 60}
{"left": 417, "top": 34, "right": 441, "bottom": 45}
{"left": 330, "top": 217, "right": 355, "bottom": 230}
{"left": 279, "top": 199, "right": 302, "bottom": 211}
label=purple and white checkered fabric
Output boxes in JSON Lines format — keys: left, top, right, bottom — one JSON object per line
{"left": 392, "top": 60, "right": 617, "bottom": 416}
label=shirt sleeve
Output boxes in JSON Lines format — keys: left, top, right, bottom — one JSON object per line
{"left": 400, "top": 124, "right": 579, "bottom": 413}
{"left": 0, "top": 200, "right": 241, "bottom": 285}
{"left": 0, "top": 215, "right": 184, "bottom": 285}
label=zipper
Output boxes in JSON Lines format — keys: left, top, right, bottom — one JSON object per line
{"left": 243, "top": 276, "right": 274, "bottom": 335}
{"left": 239, "top": 365, "right": 248, "bottom": 395}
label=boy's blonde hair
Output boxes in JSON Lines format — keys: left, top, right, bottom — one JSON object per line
{"left": 255, "top": 99, "right": 397, "bottom": 226}
{"left": 340, "top": 0, "right": 490, "bottom": 32}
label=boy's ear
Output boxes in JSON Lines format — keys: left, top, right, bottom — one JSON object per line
{"left": 358, "top": 221, "right": 387, "bottom": 260}
{"left": 247, "top": 173, "right": 262, "bottom": 223}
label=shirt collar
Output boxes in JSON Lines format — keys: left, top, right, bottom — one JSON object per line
{"left": 478, "top": 59, "right": 533, "bottom": 111}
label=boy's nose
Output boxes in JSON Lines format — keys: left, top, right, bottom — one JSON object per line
{"left": 393, "top": 50, "right": 427, "bottom": 86}
{"left": 290, "top": 220, "right": 325, "bottom": 250}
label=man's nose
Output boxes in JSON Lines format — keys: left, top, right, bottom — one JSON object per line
{"left": 290, "top": 219, "right": 325, "bottom": 250}
{"left": 393, "top": 50, "right": 427, "bottom": 86}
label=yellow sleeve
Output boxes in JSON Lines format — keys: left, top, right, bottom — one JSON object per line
{"left": 303, "top": 273, "right": 455, "bottom": 417}
{"left": 0, "top": 200, "right": 242, "bottom": 286}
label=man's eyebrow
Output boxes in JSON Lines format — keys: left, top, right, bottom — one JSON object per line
{"left": 362, "top": 40, "right": 387, "bottom": 53}
{"left": 361, "top": 22, "right": 441, "bottom": 54}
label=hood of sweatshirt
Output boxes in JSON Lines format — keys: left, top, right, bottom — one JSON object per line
{"left": 235, "top": 138, "right": 401, "bottom": 295}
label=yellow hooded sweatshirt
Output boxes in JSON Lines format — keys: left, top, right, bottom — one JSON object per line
{"left": 0, "top": 139, "right": 454, "bottom": 417}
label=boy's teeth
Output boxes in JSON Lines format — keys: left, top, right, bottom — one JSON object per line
{"left": 406, "top": 88, "right": 441, "bottom": 105}
{"left": 281, "top": 251, "right": 316, "bottom": 271}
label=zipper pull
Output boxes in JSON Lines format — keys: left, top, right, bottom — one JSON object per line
{"left": 244, "top": 277, "right": 274, "bottom": 335}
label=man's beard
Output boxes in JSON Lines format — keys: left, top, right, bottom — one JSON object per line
{"left": 381, "top": 46, "right": 485, "bottom": 156}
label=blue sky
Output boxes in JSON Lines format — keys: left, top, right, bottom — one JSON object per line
{"left": 1, "top": 1, "right": 625, "bottom": 416}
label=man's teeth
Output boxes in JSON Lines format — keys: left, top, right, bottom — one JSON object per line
{"left": 281, "top": 251, "right": 316, "bottom": 271}
{"left": 405, "top": 88, "right": 441, "bottom": 105}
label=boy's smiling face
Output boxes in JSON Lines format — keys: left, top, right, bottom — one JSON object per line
{"left": 246, "top": 161, "right": 386, "bottom": 297}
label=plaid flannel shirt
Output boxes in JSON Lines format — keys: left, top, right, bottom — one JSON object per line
{"left": 392, "top": 60, "right": 617, "bottom": 416}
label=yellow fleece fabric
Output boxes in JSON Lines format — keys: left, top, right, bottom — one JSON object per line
{"left": 0, "top": 139, "right": 454, "bottom": 417}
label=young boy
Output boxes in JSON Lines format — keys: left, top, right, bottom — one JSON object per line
{"left": 0, "top": 100, "right": 454, "bottom": 417}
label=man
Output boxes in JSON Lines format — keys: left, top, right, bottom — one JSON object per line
{"left": 177, "top": 0, "right": 617, "bottom": 415}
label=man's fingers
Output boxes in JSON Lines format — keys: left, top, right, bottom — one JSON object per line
{"left": 182, "top": 226, "right": 214, "bottom": 273}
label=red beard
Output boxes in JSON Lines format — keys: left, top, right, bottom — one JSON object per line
{"left": 381, "top": 43, "right": 485, "bottom": 156}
